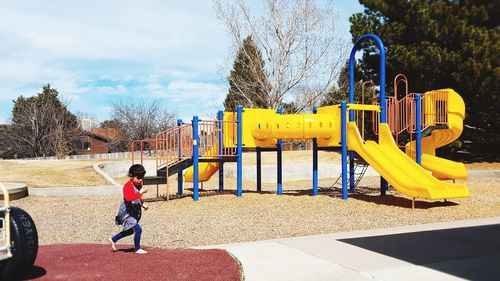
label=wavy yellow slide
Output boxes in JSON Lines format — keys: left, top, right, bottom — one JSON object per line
{"left": 406, "top": 89, "right": 468, "bottom": 179}
{"left": 184, "top": 144, "right": 219, "bottom": 182}
{"left": 349, "top": 122, "right": 469, "bottom": 200}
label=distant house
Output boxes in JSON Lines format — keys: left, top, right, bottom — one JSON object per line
{"left": 76, "top": 128, "right": 126, "bottom": 155}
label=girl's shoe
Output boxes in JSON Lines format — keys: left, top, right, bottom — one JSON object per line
{"left": 135, "top": 249, "right": 148, "bottom": 254}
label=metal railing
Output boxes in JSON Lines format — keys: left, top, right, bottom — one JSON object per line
{"left": 155, "top": 124, "right": 193, "bottom": 172}
{"left": 130, "top": 139, "right": 157, "bottom": 165}
{"left": 370, "top": 79, "right": 448, "bottom": 144}
{"left": 198, "top": 120, "right": 237, "bottom": 159}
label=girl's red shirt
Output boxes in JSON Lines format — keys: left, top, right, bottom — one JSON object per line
{"left": 123, "top": 181, "right": 142, "bottom": 202}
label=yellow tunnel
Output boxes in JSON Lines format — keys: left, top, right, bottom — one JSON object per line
{"left": 224, "top": 106, "right": 343, "bottom": 148}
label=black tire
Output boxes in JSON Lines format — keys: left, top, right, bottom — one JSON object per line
{"left": 0, "top": 207, "right": 38, "bottom": 280}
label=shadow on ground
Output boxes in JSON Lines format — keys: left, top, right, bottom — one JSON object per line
{"left": 146, "top": 185, "right": 461, "bottom": 210}
{"left": 339, "top": 224, "right": 500, "bottom": 281}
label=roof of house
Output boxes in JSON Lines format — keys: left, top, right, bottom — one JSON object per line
{"left": 82, "top": 128, "right": 125, "bottom": 143}
{"left": 91, "top": 128, "right": 125, "bottom": 142}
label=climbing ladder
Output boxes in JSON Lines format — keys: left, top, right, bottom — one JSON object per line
{"left": 324, "top": 155, "right": 368, "bottom": 191}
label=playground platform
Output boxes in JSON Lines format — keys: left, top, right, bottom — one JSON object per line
{"left": 196, "top": 217, "right": 500, "bottom": 281}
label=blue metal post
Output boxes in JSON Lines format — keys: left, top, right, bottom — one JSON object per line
{"left": 349, "top": 34, "right": 388, "bottom": 196}
{"left": 217, "top": 111, "right": 224, "bottom": 192}
{"left": 312, "top": 106, "right": 318, "bottom": 196}
{"left": 349, "top": 151, "right": 355, "bottom": 193}
{"left": 415, "top": 94, "right": 422, "bottom": 165}
{"left": 277, "top": 107, "right": 283, "bottom": 196}
{"left": 340, "top": 102, "right": 348, "bottom": 200}
{"left": 177, "top": 119, "right": 183, "bottom": 195}
{"left": 192, "top": 116, "right": 199, "bottom": 201}
{"left": 256, "top": 147, "right": 262, "bottom": 192}
{"left": 381, "top": 178, "right": 388, "bottom": 195}
{"left": 236, "top": 106, "right": 243, "bottom": 197}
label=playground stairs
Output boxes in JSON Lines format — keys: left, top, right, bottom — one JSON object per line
{"left": 156, "top": 159, "right": 194, "bottom": 178}
{"left": 142, "top": 159, "right": 193, "bottom": 185}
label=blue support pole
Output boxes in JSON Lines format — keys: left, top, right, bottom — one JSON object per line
{"left": 415, "top": 94, "right": 422, "bottom": 165}
{"left": 177, "top": 119, "right": 183, "bottom": 195}
{"left": 192, "top": 116, "right": 199, "bottom": 201}
{"left": 236, "top": 106, "right": 243, "bottom": 197}
{"left": 276, "top": 107, "right": 283, "bottom": 196}
{"left": 349, "top": 34, "right": 388, "bottom": 196}
{"left": 217, "top": 111, "right": 224, "bottom": 192}
{"left": 312, "top": 106, "right": 318, "bottom": 196}
{"left": 381, "top": 178, "right": 388, "bottom": 195}
{"left": 340, "top": 101, "right": 348, "bottom": 200}
{"left": 256, "top": 147, "right": 262, "bottom": 192}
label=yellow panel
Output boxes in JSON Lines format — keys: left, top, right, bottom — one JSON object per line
{"left": 222, "top": 111, "right": 238, "bottom": 148}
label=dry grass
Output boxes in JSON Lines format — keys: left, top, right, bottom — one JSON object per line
{"left": 1, "top": 151, "right": 498, "bottom": 188}
{"left": 0, "top": 159, "right": 122, "bottom": 187}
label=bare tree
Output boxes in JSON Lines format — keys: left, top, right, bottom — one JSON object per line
{"left": 8, "top": 100, "right": 80, "bottom": 158}
{"left": 110, "top": 98, "right": 177, "bottom": 142}
{"left": 215, "top": 0, "right": 349, "bottom": 112}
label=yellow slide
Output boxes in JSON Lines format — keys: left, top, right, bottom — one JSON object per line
{"left": 184, "top": 144, "right": 219, "bottom": 182}
{"left": 184, "top": 162, "right": 218, "bottom": 182}
{"left": 406, "top": 89, "right": 468, "bottom": 179}
{"left": 349, "top": 122, "right": 469, "bottom": 200}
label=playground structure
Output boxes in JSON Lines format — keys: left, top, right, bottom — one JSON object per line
{"left": 132, "top": 34, "right": 469, "bottom": 206}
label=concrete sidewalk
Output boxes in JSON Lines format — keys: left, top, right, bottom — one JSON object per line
{"left": 196, "top": 217, "right": 500, "bottom": 281}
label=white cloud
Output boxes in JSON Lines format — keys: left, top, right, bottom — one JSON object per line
{"left": 0, "top": 0, "right": 362, "bottom": 124}
{"left": 94, "top": 85, "right": 128, "bottom": 95}
{"left": 0, "top": 1, "right": 231, "bottom": 123}
{"left": 0, "top": 1, "right": 228, "bottom": 63}
{"left": 167, "top": 80, "right": 226, "bottom": 102}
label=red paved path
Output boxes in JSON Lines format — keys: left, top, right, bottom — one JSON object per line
{"left": 19, "top": 244, "right": 242, "bottom": 281}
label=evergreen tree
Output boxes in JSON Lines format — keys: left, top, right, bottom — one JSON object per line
{"left": 224, "top": 36, "right": 270, "bottom": 111}
{"left": 349, "top": 0, "right": 499, "bottom": 144}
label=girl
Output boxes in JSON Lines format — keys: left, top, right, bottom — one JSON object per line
{"left": 109, "top": 164, "right": 149, "bottom": 254}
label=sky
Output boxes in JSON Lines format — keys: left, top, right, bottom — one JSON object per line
{"left": 0, "top": 0, "right": 363, "bottom": 125}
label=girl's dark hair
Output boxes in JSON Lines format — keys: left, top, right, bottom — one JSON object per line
{"left": 128, "top": 164, "right": 146, "bottom": 179}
